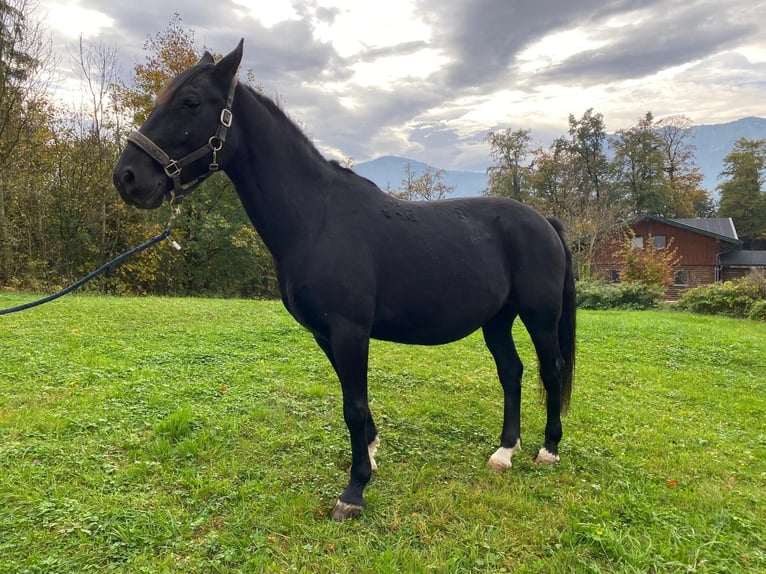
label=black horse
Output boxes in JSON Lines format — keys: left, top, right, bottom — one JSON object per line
{"left": 113, "top": 40, "right": 576, "bottom": 521}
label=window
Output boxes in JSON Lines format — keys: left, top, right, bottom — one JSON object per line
{"left": 674, "top": 270, "right": 689, "bottom": 286}
{"left": 653, "top": 235, "right": 667, "bottom": 249}
{"left": 631, "top": 236, "right": 644, "bottom": 249}
{"left": 609, "top": 270, "right": 621, "bottom": 283}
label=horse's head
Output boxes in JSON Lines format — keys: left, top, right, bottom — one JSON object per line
{"left": 113, "top": 40, "right": 243, "bottom": 209}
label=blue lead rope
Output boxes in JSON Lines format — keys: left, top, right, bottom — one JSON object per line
{"left": 0, "top": 227, "right": 173, "bottom": 316}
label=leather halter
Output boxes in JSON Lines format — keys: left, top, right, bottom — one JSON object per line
{"left": 126, "top": 77, "right": 238, "bottom": 203}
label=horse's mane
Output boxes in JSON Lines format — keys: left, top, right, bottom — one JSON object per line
{"left": 243, "top": 84, "right": 357, "bottom": 179}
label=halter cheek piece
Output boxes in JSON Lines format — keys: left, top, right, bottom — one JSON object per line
{"left": 126, "top": 77, "right": 238, "bottom": 203}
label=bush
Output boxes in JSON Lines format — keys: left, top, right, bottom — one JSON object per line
{"left": 676, "top": 272, "right": 766, "bottom": 320}
{"left": 576, "top": 280, "right": 663, "bottom": 310}
{"left": 619, "top": 233, "right": 681, "bottom": 288}
{"left": 748, "top": 299, "right": 766, "bottom": 321}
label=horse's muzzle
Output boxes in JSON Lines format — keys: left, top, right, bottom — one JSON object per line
{"left": 113, "top": 163, "right": 167, "bottom": 210}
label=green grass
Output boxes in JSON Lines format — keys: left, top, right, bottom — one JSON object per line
{"left": 1, "top": 294, "right": 764, "bottom": 573}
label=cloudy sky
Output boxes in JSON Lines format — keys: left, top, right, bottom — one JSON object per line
{"left": 38, "top": 0, "right": 766, "bottom": 171}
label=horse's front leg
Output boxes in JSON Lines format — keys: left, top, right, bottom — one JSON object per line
{"left": 316, "top": 323, "right": 375, "bottom": 521}
{"left": 313, "top": 334, "right": 380, "bottom": 472}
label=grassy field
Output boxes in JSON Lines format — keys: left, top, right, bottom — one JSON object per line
{"left": 0, "top": 294, "right": 764, "bottom": 573}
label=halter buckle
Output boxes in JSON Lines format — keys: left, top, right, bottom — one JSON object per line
{"left": 220, "top": 108, "right": 233, "bottom": 128}
{"left": 164, "top": 160, "right": 182, "bottom": 178}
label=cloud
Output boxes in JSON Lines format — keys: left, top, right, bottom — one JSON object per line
{"left": 536, "top": 3, "right": 760, "bottom": 85}
{"left": 41, "top": 0, "right": 766, "bottom": 170}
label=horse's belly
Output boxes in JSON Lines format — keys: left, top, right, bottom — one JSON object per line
{"left": 370, "top": 323, "right": 479, "bottom": 345}
{"left": 370, "top": 297, "right": 502, "bottom": 345}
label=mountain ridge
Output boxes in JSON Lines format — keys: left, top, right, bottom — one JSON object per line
{"left": 354, "top": 117, "right": 766, "bottom": 199}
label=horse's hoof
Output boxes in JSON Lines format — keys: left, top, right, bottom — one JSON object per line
{"left": 330, "top": 499, "right": 364, "bottom": 521}
{"left": 487, "top": 440, "right": 521, "bottom": 472}
{"left": 535, "top": 447, "right": 560, "bottom": 464}
{"left": 488, "top": 455, "right": 511, "bottom": 472}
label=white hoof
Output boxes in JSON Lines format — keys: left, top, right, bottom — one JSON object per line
{"left": 368, "top": 435, "right": 380, "bottom": 472}
{"left": 488, "top": 439, "right": 521, "bottom": 472}
{"left": 535, "top": 447, "right": 560, "bottom": 464}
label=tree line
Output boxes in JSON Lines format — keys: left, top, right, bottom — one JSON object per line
{"left": 1, "top": 3, "right": 764, "bottom": 298}
{"left": 481, "top": 112, "right": 766, "bottom": 276}
{"left": 0, "top": 8, "right": 277, "bottom": 297}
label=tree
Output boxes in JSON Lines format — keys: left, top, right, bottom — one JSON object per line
{"left": 655, "top": 115, "right": 712, "bottom": 217}
{"left": 565, "top": 110, "right": 628, "bottom": 277}
{"left": 527, "top": 136, "right": 577, "bottom": 217}
{"left": 110, "top": 15, "right": 279, "bottom": 297}
{"left": 111, "top": 13, "right": 198, "bottom": 125}
{"left": 483, "top": 128, "right": 533, "bottom": 200}
{"left": 610, "top": 112, "right": 670, "bottom": 216}
{"left": 609, "top": 112, "right": 711, "bottom": 219}
{"left": 68, "top": 36, "right": 128, "bottom": 265}
{"left": 0, "top": 0, "right": 54, "bottom": 284}
{"left": 390, "top": 162, "right": 454, "bottom": 201}
{"left": 718, "top": 138, "right": 766, "bottom": 249}
{"left": 568, "top": 109, "right": 610, "bottom": 201}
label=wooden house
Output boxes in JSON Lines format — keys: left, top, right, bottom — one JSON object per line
{"left": 589, "top": 215, "right": 764, "bottom": 299}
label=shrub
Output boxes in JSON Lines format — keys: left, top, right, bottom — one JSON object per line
{"left": 576, "top": 280, "right": 619, "bottom": 310}
{"left": 615, "top": 281, "right": 665, "bottom": 309}
{"left": 618, "top": 232, "right": 681, "bottom": 288}
{"left": 576, "top": 280, "right": 663, "bottom": 310}
{"left": 748, "top": 299, "right": 766, "bottom": 321}
{"left": 677, "top": 272, "right": 766, "bottom": 320}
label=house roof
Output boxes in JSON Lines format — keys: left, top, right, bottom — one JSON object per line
{"left": 670, "top": 218, "right": 739, "bottom": 241}
{"left": 636, "top": 215, "right": 742, "bottom": 245}
{"left": 719, "top": 250, "right": 766, "bottom": 266}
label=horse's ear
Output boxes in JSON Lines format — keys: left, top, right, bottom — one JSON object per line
{"left": 214, "top": 39, "right": 244, "bottom": 82}
{"left": 199, "top": 51, "right": 215, "bottom": 65}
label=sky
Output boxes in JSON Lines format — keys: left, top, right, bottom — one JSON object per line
{"left": 37, "top": 0, "right": 766, "bottom": 172}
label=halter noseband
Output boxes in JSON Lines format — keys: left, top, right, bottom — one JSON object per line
{"left": 126, "top": 77, "right": 238, "bottom": 203}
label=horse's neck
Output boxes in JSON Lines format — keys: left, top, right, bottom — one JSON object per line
{"left": 225, "top": 91, "right": 329, "bottom": 260}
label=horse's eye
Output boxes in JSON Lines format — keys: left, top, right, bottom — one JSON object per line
{"left": 183, "top": 97, "right": 200, "bottom": 109}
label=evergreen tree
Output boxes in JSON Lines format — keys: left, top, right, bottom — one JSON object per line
{"left": 0, "top": 0, "right": 51, "bottom": 285}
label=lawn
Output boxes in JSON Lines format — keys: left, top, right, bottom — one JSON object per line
{"left": 0, "top": 295, "right": 764, "bottom": 573}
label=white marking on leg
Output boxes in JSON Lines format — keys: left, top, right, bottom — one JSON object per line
{"left": 535, "top": 447, "right": 560, "bottom": 464}
{"left": 368, "top": 435, "right": 380, "bottom": 472}
{"left": 488, "top": 439, "right": 521, "bottom": 472}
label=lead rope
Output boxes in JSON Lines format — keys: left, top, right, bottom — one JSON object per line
{"left": 0, "top": 203, "right": 181, "bottom": 316}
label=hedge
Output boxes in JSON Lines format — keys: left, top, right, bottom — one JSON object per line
{"left": 576, "top": 280, "right": 664, "bottom": 310}
{"left": 676, "top": 273, "right": 766, "bottom": 320}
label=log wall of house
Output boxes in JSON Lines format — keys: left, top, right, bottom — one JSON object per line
{"left": 590, "top": 219, "right": 724, "bottom": 300}
{"left": 630, "top": 220, "right": 722, "bottom": 265}
{"left": 722, "top": 268, "right": 753, "bottom": 281}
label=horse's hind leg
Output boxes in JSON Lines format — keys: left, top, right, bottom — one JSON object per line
{"left": 482, "top": 310, "right": 524, "bottom": 472}
{"left": 522, "top": 313, "right": 565, "bottom": 464}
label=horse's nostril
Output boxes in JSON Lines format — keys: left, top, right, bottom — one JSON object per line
{"left": 121, "top": 168, "right": 135, "bottom": 187}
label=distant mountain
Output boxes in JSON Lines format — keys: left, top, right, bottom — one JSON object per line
{"left": 354, "top": 156, "right": 488, "bottom": 198}
{"left": 354, "top": 117, "right": 766, "bottom": 199}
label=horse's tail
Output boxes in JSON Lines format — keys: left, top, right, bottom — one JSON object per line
{"left": 547, "top": 218, "right": 576, "bottom": 414}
